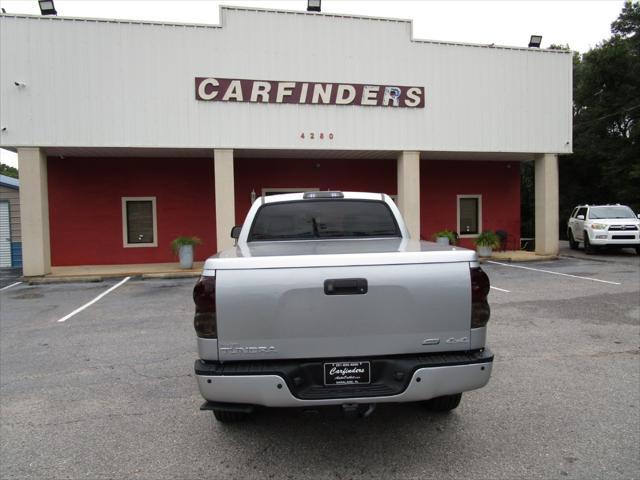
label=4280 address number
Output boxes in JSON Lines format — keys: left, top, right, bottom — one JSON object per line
{"left": 300, "top": 132, "right": 334, "bottom": 140}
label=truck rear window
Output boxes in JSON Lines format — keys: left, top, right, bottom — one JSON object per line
{"left": 248, "top": 200, "right": 401, "bottom": 241}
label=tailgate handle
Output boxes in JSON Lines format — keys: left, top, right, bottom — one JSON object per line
{"left": 324, "top": 278, "right": 368, "bottom": 295}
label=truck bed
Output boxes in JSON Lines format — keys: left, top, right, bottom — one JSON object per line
{"left": 205, "top": 238, "right": 477, "bottom": 362}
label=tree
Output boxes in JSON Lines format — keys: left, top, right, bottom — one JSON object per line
{"left": 0, "top": 162, "right": 18, "bottom": 178}
{"left": 556, "top": 1, "right": 640, "bottom": 237}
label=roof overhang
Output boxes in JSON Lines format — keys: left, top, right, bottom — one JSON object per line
{"left": 40, "top": 147, "right": 538, "bottom": 162}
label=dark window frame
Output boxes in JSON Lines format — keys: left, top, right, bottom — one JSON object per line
{"left": 247, "top": 199, "right": 402, "bottom": 242}
{"left": 122, "top": 197, "right": 158, "bottom": 248}
{"left": 458, "top": 195, "right": 482, "bottom": 237}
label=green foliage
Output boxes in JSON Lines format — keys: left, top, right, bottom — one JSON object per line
{"left": 0, "top": 163, "right": 18, "bottom": 178}
{"left": 556, "top": 1, "right": 640, "bottom": 238}
{"left": 548, "top": 44, "right": 571, "bottom": 51}
{"left": 523, "top": 3, "right": 640, "bottom": 239}
{"left": 171, "top": 236, "right": 202, "bottom": 255}
{"left": 432, "top": 230, "right": 459, "bottom": 245}
{"left": 474, "top": 231, "right": 500, "bottom": 248}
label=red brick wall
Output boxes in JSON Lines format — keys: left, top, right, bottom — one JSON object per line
{"left": 48, "top": 157, "right": 217, "bottom": 266}
{"left": 233, "top": 157, "right": 397, "bottom": 225}
{"left": 420, "top": 160, "right": 521, "bottom": 249}
{"left": 46, "top": 156, "right": 520, "bottom": 266}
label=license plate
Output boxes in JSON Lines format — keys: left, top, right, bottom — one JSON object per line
{"left": 323, "top": 361, "right": 371, "bottom": 385}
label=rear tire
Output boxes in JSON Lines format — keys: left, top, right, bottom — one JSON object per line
{"left": 213, "top": 409, "right": 248, "bottom": 423}
{"left": 423, "top": 393, "right": 462, "bottom": 412}
{"left": 568, "top": 230, "right": 578, "bottom": 250}
{"left": 584, "top": 234, "right": 595, "bottom": 255}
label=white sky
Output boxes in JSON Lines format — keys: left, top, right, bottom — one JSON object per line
{"left": 0, "top": 0, "right": 626, "bottom": 168}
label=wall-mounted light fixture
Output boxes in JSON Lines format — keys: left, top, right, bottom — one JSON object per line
{"left": 307, "top": 0, "right": 321, "bottom": 12}
{"left": 38, "top": 0, "right": 57, "bottom": 16}
{"left": 250, "top": 189, "right": 257, "bottom": 203}
{"left": 528, "top": 35, "right": 542, "bottom": 48}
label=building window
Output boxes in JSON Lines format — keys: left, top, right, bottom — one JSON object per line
{"left": 457, "top": 195, "right": 482, "bottom": 237}
{"left": 122, "top": 197, "right": 157, "bottom": 247}
{"left": 261, "top": 187, "right": 319, "bottom": 197}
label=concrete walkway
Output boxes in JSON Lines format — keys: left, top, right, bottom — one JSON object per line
{"left": 21, "top": 249, "right": 558, "bottom": 283}
{"left": 25, "top": 262, "right": 204, "bottom": 283}
{"left": 484, "top": 250, "right": 558, "bottom": 263}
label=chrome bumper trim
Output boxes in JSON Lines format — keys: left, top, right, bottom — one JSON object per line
{"left": 196, "top": 361, "right": 492, "bottom": 407}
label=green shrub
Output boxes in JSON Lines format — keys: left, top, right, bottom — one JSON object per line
{"left": 171, "top": 236, "right": 202, "bottom": 255}
{"left": 432, "top": 230, "right": 459, "bottom": 245}
{"left": 474, "top": 231, "right": 500, "bottom": 248}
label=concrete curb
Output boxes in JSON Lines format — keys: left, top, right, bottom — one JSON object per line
{"left": 142, "top": 272, "right": 201, "bottom": 280}
{"left": 479, "top": 254, "right": 559, "bottom": 264}
{"left": 25, "top": 276, "right": 104, "bottom": 285}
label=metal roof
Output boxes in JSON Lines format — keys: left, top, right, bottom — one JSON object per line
{"left": 0, "top": 6, "right": 571, "bottom": 54}
{"left": 0, "top": 174, "right": 19, "bottom": 189}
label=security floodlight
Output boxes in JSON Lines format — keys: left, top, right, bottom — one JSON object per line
{"left": 528, "top": 35, "right": 542, "bottom": 48}
{"left": 307, "top": 0, "right": 321, "bottom": 12}
{"left": 38, "top": 0, "right": 57, "bottom": 15}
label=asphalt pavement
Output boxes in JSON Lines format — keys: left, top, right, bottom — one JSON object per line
{"left": 0, "top": 268, "right": 22, "bottom": 289}
{"left": 0, "top": 253, "right": 639, "bottom": 480}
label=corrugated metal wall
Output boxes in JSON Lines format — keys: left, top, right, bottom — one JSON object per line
{"left": 0, "top": 186, "right": 21, "bottom": 242}
{"left": 0, "top": 8, "right": 572, "bottom": 154}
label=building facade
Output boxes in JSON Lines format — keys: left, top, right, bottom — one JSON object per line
{"left": 0, "top": 7, "right": 572, "bottom": 276}
{"left": 0, "top": 174, "right": 22, "bottom": 268}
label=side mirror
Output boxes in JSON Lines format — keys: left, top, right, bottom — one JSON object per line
{"left": 637, "top": 214, "right": 640, "bottom": 219}
{"left": 577, "top": 215, "right": 585, "bottom": 220}
{"left": 230, "top": 226, "right": 241, "bottom": 239}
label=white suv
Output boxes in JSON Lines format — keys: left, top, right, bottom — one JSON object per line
{"left": 567, "top": 204, "right": 640, "bottom": 255}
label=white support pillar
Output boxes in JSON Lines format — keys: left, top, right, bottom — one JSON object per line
{"left": 17, "top": 148, "right": 51, "bottom": 276}
{"left": 214, "top": 149, "right": 235, "bottom": 252}
{"left": 534, "top": 153, "right": 559, "bottom": 256}
{"left": 397, "top": 151, "right": 421, "bottom": 239}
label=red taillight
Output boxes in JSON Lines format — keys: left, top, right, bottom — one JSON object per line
{"left": 470, "top": 267, "right": 491, "bottom": 328}
{"left": 193, "top": 276, "right": 217, "bottom": 338}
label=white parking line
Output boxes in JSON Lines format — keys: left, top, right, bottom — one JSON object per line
{"left": 487, "top": 261, "right": 621, "bottom": 285}
{"left": 490, "top": 286, "right": 511, "bottom": 293}
{"left": 0, "top": 281, "right": 23, "bottom": 292}
{"left": 57, "top": 277, "right": 131, "bottom": 323}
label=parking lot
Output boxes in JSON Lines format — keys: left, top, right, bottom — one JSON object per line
{"left": 1, "top": 252, "right": 639, "bottom": 480}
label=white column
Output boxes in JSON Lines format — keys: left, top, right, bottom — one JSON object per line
{"left": 17, "top": 148, "right": 51, "bottom": 276}
{"left": 397, "top": 151, "right": 421, "bottom": 239}
{"left": 214, "top": 149, "right": 235, "bottom": 252}
{"left": 534, "top": 153, "right": 559, "bottom": 255}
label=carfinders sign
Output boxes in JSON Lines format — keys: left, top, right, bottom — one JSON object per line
{"left": 195, "top": 77, "right": 425, "bottom": 108}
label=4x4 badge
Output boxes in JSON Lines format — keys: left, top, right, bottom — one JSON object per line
{"left": 446, "top": 336, "right": 469, "bottom": 344}
{"left": 422, "top": 338, "right": 440, "bottom": 345}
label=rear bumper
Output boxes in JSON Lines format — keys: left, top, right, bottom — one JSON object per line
{"left": 195, "top": 349, "right": 493, "bottom": 407}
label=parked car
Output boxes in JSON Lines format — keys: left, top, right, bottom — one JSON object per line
{"left": 193, "top": 191, "right": 494, "bottom": 422}
{"left": 567, "top": 204, "right": 640, "bottom": 255}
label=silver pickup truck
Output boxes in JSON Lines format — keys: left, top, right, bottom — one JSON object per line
{"left": 193, "top": 191, "right": 493, "bottom": 422}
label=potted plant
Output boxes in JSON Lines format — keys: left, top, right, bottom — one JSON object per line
{"left": 474, "top": 231, "right": 500, "bottom": 257}
{"left": 432, "top": 230, "right": 458, "bottom": 246}
{"left": 171, "top": 236, "right": 202, "bottom": 269}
